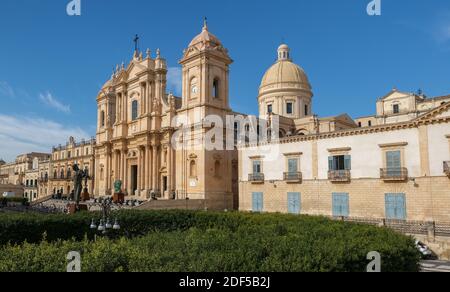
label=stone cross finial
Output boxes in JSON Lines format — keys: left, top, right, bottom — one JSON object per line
{"left": 134, "top": 34, "right": 140, "bottom": 52}
{"left": 203, "top": 17, "right": 208, "bottom": 30}
{"left": 156, "top": 48, "right": 161, "bottom": 59}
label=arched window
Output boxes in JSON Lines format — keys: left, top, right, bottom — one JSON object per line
{"left": 54, "top": 170, "right": 57, "bottom": 179}
{"left": 190, "top": 160, "right": 197, "bottom": 178}
{"left": 100, "top": 111, "right": 105, "bottom": 127}
{"left": 132, "top": 100, "right": 138, "bottom": 121}
{"left": 213, "top": 79, "right": 219, "bottom": 99}
{"left": 190, "top": 77, "right": 198, "bottom": 99}
{"left": 67, "top": 168, "right": 71, "bottom": 178}
{"left": 214, "top": 160, "right": 221, "bottom": 177}
{"left": 60, "top": 169, "right": 64, "bottom": 179}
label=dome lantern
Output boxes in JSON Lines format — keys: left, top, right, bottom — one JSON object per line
{"left": 278, "top": 44, "right": 291, "bottom": 61}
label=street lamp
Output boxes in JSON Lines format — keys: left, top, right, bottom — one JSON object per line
{"left": 89, "top": 198, "right": 121, "bottom": 235}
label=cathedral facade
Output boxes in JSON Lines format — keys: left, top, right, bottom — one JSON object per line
{"left": 94, "top": 22, "right": 238, "bottom": 209}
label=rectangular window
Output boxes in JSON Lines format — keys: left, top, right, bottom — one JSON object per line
{"left": 386, "top": 150, "right": 401, "bottom": 176}
{"left": 393, "top": 104, "right": 400, "bottom": 114}
{"left": 385, "top": 193, "right": 406, "bottom": 220}
{"left": 252, "top": 160, "right": 262, "bottom": 174}
{"left": 267, "top": 104, "right": 273, "bottom": 114}
{"left": 132, "top": 100, "right": 139, "bottom": 121}
{"left": 368, "top": 121, "right": 372, "bottom": 127}
{"left": 328, "top": 155, "right": 351, "bottom": 170}
{"left": 332, "top": 193, "right": 349, "bottom": 217}
{"left": 288, "top": 192, "right": 301, "bottom": 214}
{"left": 288, "top": 158, "right": 298, "bottom": 173}
{"left": 304, "top": 105, "right": 309, "bottom": 116}
{"left": 252, "top": 192, "right": 264, "bottom": 212}
{"left": 286, "top": 102, "right": 293, "bottom": 115}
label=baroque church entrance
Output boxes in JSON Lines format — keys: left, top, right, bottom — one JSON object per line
{"left": 131, "top": 165, "right": 138, "bottom": 196}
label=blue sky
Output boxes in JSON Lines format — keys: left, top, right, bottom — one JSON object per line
{"left": 1, "top": 0, "right": 450, "bottom": 161}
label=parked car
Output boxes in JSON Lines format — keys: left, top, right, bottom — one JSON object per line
{"left": 415, "top": 240, "right": 435, "bottom": 259}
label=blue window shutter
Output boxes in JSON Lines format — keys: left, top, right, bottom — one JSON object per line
{"left": 397, "top": 194, "right": 406, "bottom": 220}
{"left": 253, "top": 192, "right": 263, "bottom": 212}
{"left": 288, "top": 192, "right": 301, "bottom": 214}
{"left": 333, "top": 193, "right": 349, "bottom": 217}
{"left": 344, "top": 155, "right": 351, "bottom": 170}
{"left": 253, "top": 161, "right": 260, "bottom": 174}
{"left": 385, "top": 194, "right": 393, "bottom": 219}
{"left": 386, "top": 151, "right": 401, "bottom": 169}
{"left": 288, "top": 159, "right": 298, "bottom": 173}
{"left": 328, "top": 157, "right": 334, "bottom": 170}
{"left": 385, "top": 193, "right": 406, "bottom": 220}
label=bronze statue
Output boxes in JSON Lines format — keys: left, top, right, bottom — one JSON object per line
{"left": 72, "top": 164, "right": 89, "bottom": 206}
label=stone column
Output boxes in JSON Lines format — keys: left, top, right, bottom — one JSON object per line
{"left": 152, "top": 146, "right": 158, "bottom": 191}
{"left": 123, "top": 151, "right": 128, "bottom": 195}
{"left": 122, "top": 91, "right": 127, "bottom": 122}
{"left": 144, "top": 145, "right": 150, "bottom": 191}
{"left": 167, "top": 144, "right": 173, "bottom": 197}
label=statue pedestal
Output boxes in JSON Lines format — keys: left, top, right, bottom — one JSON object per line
{"left": 81, "top": 188, "right": 90, "bottom": 202}
{"left": 68, "top": 203, "right": 88, "bottom": 214}
{"left": 113, "top": 193, "right": 125, "bottom": 204}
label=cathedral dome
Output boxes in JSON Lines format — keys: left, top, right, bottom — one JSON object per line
{"left": 259, "top": 44, "right": 312, "bottom": 96}
{"left": 188, "top": 20, "right": 222, "bottom": 48}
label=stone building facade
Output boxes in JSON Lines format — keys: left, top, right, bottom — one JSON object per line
{"left": 94, "top": 21, "right": 238, "bottom": 209}
{"left": 239, "top": 44, "right": 450, "bottom": 223}
{"left": 49, "top": 137, "right": 95, "bottom": 196}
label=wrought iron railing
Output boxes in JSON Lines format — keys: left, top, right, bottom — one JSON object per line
{"left": 283, "top": 172, "right": 302, "bottom": 183}
{"left": 248, "top": 173, "right": 265, "bottom": 183}
{"left": 328, "top": 170, "right": 351, "bottom": 182}
{"left": 380, "top": 168, "right": 408, "bottom": 181}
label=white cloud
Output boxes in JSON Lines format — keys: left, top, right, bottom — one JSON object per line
{"left": 0, "top": 115, "right": 90, "bottom": 162}
{"left": 39, "top": 92, "right": 71, "bottom": 114}
{"left": 167, "top": 67, "right": 182, "bottom": 96}
{"left": 0, "top": 81, "right": 15, "bottom": 98}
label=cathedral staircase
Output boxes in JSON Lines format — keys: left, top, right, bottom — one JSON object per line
{"left": 30, "top": 195, "right": 54, "bottom": 206}
{"left": 135, "top": 199, "right": 207, "bottom": 211}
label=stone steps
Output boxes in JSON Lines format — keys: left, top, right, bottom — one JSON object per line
{"left": 135, "top": 199, "right": 206, "bottom": 211}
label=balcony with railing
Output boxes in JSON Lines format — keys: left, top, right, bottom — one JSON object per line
{"left": 248, "top": 173, "right": 265, "bottom": 184}
{"left": 380, "top": 168, "right": 408, "bottom": 181}
{"left": 444, "top": 162, "right": 450, "bottom": 178}
{"left": 284, "top": 172, "right": 302, "bottom": 183}
{"left": 328, "top": 170, "right": 351, "bottom": 183}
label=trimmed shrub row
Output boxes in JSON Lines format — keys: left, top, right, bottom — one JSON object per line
{"left": 0, "top": 210, "right": 421, "bottom": 272}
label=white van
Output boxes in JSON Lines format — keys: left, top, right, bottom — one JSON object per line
{"left": 2, "top": 192, "right": 16, "bottom": 198}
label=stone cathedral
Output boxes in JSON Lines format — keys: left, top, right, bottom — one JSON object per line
{"left": 94, "top": 21, "right": 239, "bottom": 209}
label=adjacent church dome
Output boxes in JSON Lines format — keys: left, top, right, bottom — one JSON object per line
{"left": 259, "top": 44, "right": 312, "bottom": 96}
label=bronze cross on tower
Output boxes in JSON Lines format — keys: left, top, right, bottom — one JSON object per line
{"left": 134, "top": 34, "right": 140, "bottom": 52}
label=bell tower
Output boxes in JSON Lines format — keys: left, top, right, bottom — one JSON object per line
{"left": 179, "top": 19, "right": 232, "bottom": 113}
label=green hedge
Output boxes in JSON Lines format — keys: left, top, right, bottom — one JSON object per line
{"left": 0, "top": 211, "right": 421, "bottom": 272}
